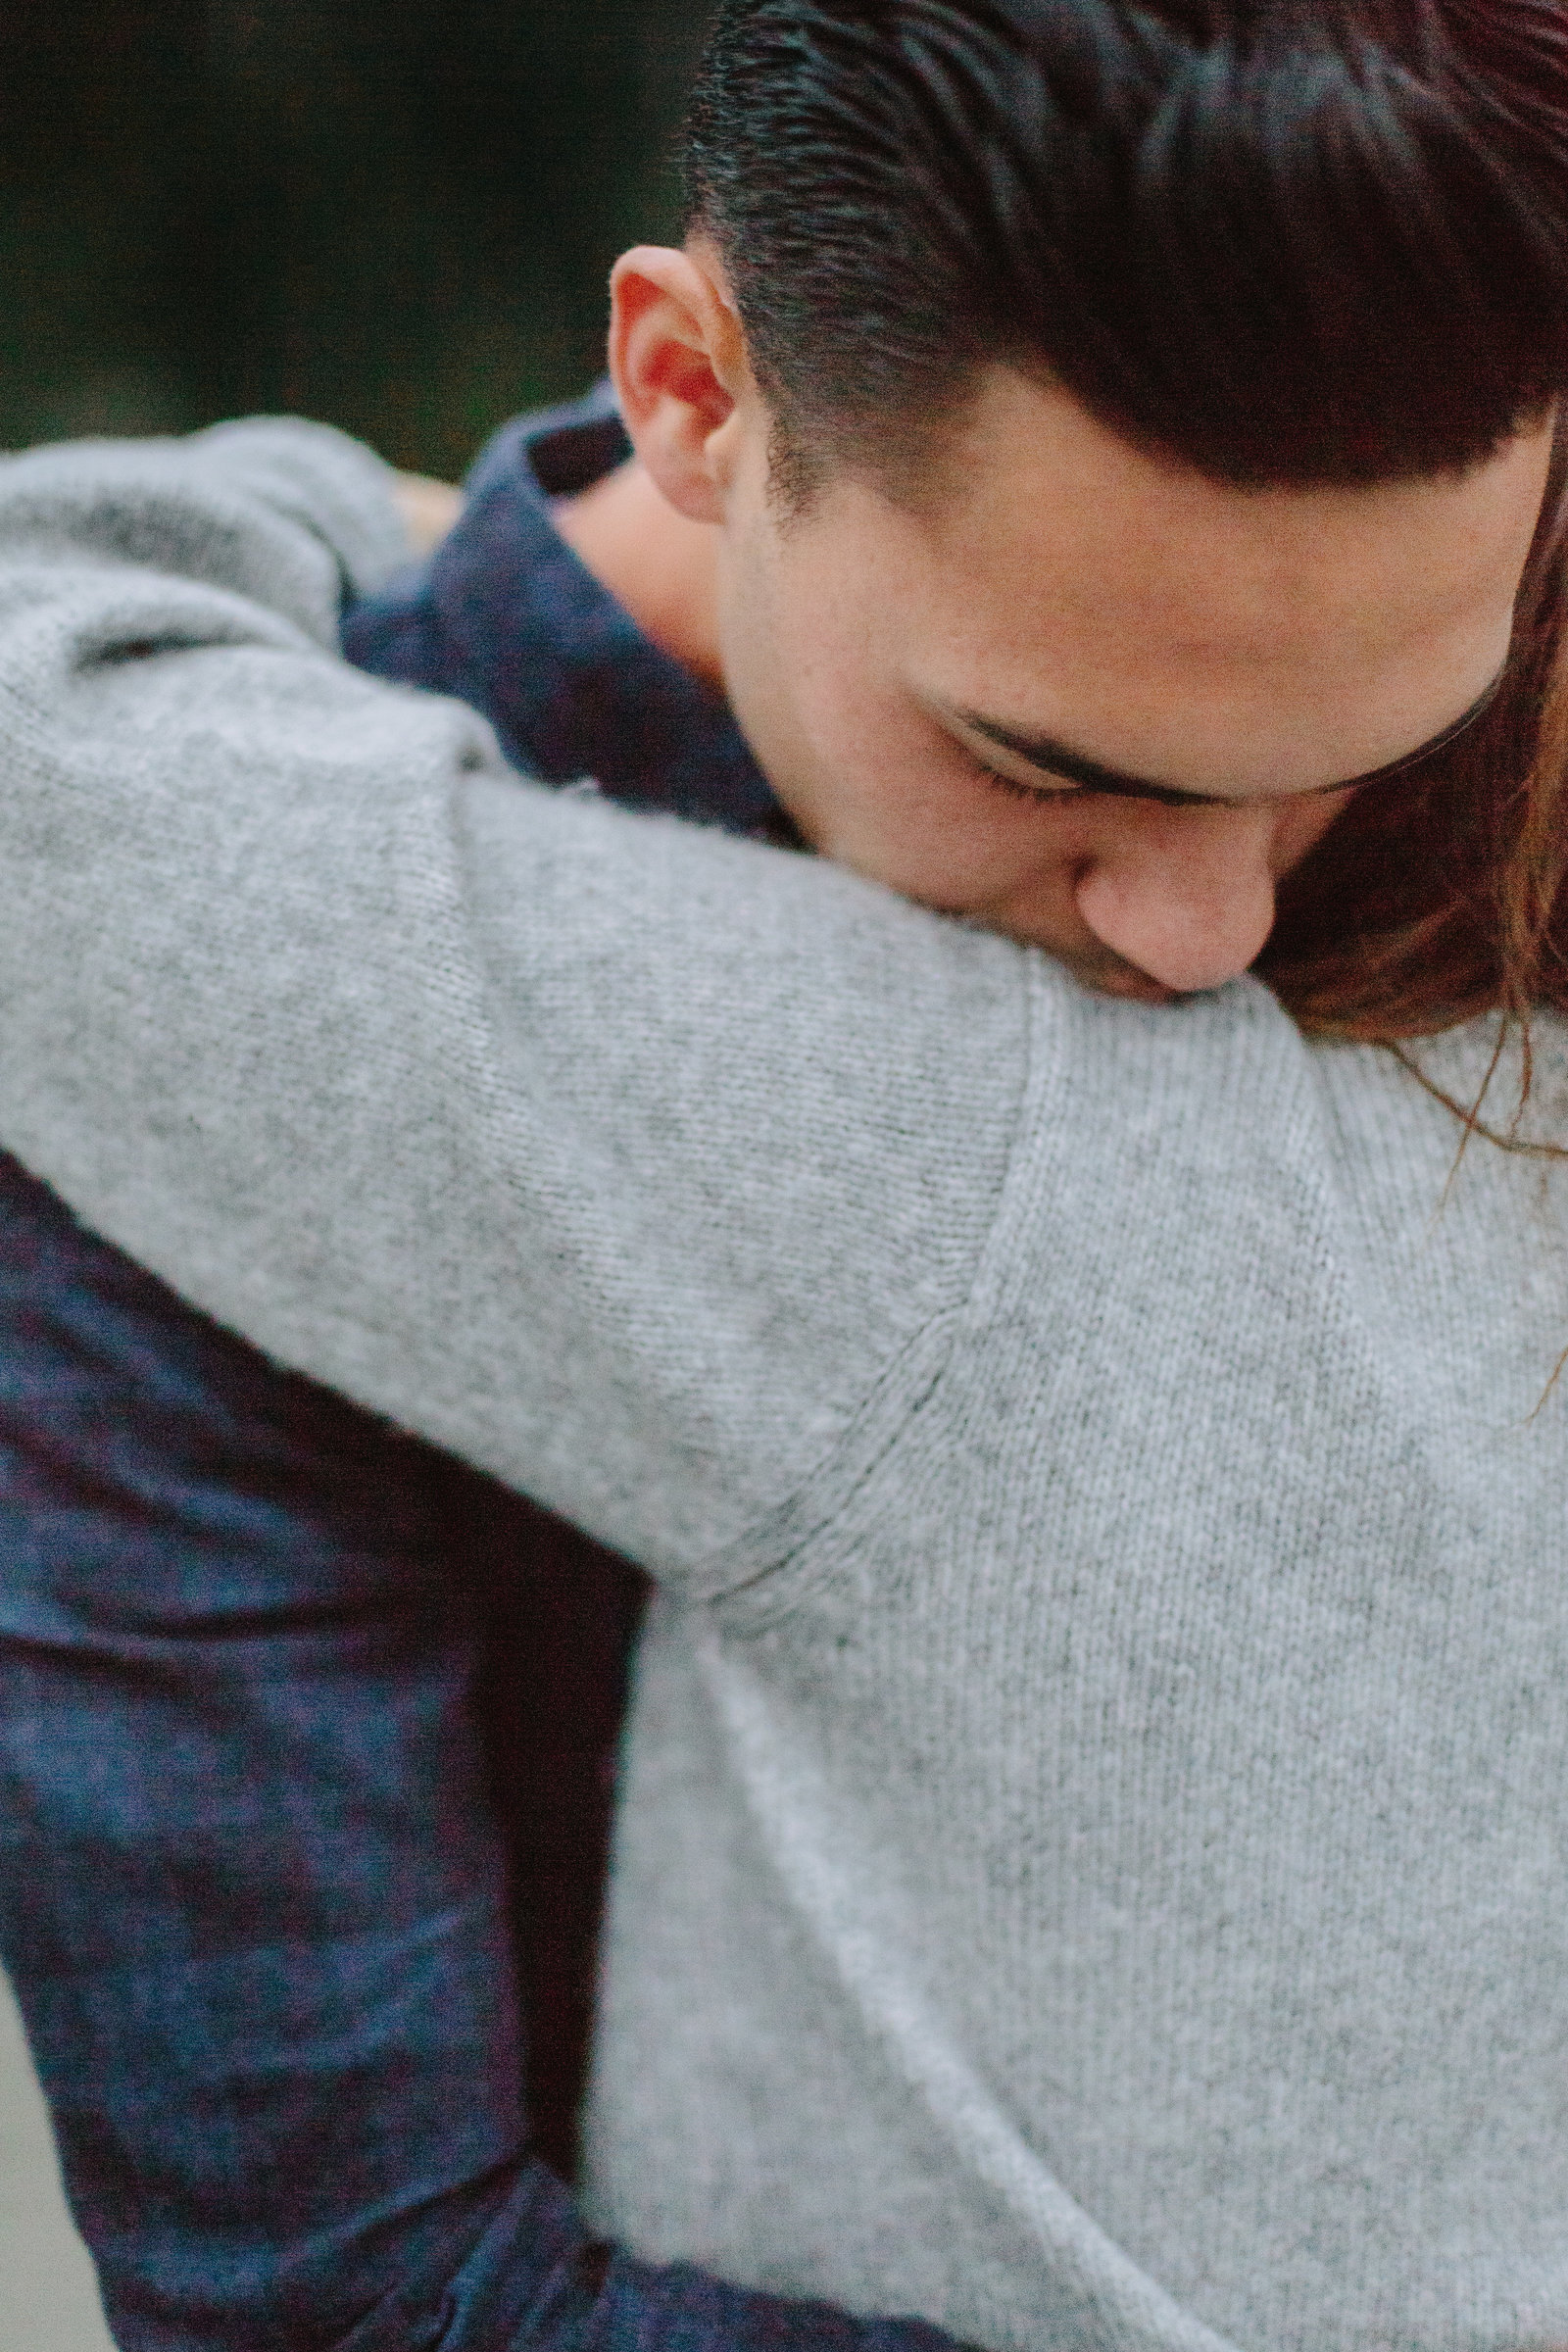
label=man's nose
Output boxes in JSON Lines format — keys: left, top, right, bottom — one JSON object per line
{"left": 1072, "top": 805, "right": 1280, "bottom": 996}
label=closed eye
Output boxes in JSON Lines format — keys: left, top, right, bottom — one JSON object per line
{"left": 968, "top": 752, "right": 1086, "bottom": 805}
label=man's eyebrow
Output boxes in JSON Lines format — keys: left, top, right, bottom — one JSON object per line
{"left": 954, "top": 670, "right": 1507, "bottom": 809}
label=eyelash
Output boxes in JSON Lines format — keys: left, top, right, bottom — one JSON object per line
{"left": 968, "top": 755, "right": 1083, "bottom": 805}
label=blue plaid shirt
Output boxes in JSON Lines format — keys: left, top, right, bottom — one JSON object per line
{"left": 0, "top": 390, "right": 959, "bottom": 2352}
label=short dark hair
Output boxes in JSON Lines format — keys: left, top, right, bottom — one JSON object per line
{"left": 683, "top": 0, "right": 1568, "bottom": 495}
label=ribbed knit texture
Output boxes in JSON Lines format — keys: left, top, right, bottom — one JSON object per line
{"left": 0, "top": 422, "right": 1563, "bottom": 2352}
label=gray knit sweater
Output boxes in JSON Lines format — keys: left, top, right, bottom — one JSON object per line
{"left": 0, "top": 421, "right": 1564, "bottom": 2352}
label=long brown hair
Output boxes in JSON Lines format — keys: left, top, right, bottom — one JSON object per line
{"left": 1260, "top": 423, "right": 1568, "bottom": 1062}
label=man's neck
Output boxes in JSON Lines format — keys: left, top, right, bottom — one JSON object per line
{"left": 555, "top": 459, "right": 724, "bottom": 689}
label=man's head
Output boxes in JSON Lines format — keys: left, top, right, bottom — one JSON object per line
{"left": 605, "top": 0, "right": 1568, "bottom": 1018}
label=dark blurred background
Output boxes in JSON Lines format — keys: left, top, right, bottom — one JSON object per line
{"left": 0, "top": 0, "right": 713, "bottom": 478}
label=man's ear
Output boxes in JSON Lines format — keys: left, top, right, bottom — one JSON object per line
{"left": 610, "top": 244, "right": 751, "bottom": 527}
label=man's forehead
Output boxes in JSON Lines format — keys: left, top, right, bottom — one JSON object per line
{"left": 893, "top": 370, "right": 1558, "bottom": 649}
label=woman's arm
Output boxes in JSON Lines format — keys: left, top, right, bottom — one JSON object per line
{"left": 0, "top": 420, "right": 1027, "bottom": 1590}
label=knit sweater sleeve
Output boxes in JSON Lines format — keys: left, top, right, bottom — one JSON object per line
{"left": 0, "top": 420, "right": 1030, "bottom": 1587}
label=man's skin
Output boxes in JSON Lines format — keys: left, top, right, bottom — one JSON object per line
{"left": 409, "top": 236, "right": 1553, "bottom": 1004}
